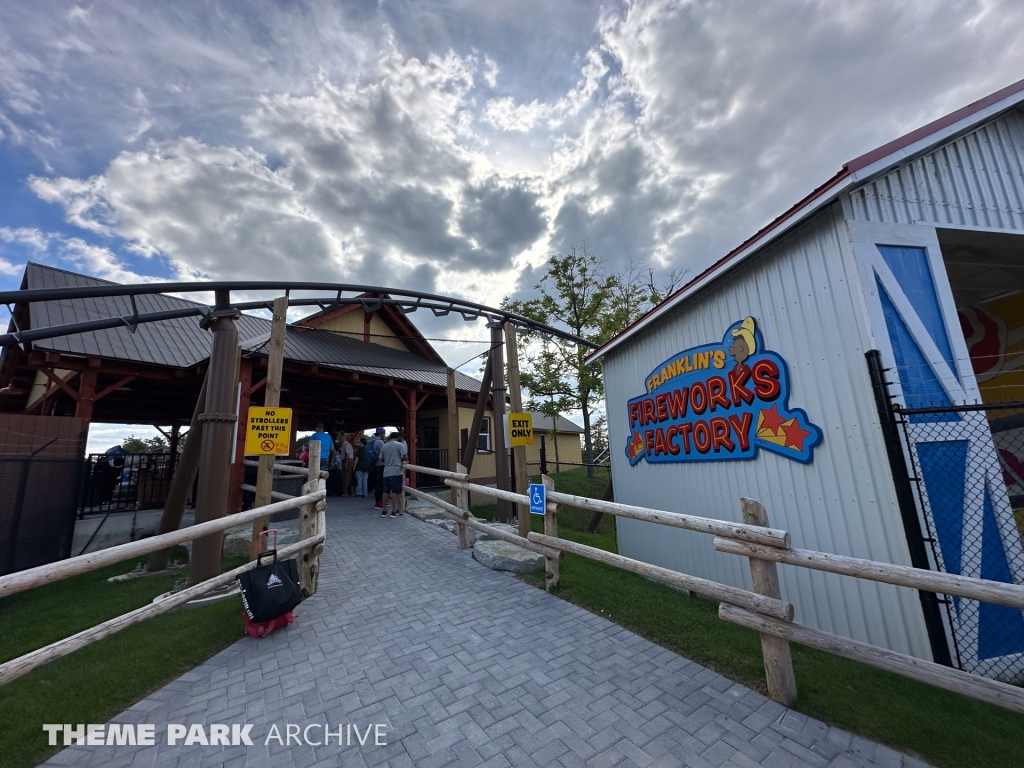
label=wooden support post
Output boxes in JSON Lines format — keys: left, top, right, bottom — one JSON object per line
{"left": 75, "top": 368, "right": 97, "bottom": 420}
{"left": 741, "top": 497, "right": 797, "bottom": 705}
{"left": 299, "top": 441, "right": 322, "bottom": 596}
{"left": 505, "top": 322, "right": 530, "bottom": 537}
{"left": 447, "top": 368, "right": 459, "bottom": 472}
{"left": 147, "top": 378, "right": 207, "bottom": 572}
{"left": 462, "top": 351, "right": 493, "bottom": 475}
{"left": 456, "top": 462, "right": 471, "bottom": 549}
{"left": 490, "top": 324, "right": 511, "bottom": 523}
{"left": 543, "top": 473, "right": 558, "bottom": 591}
{"left": 406, "top": 388, "right": 417, "bottom": 489}
{"left": 251, "top": 296, "right": 288, "bottom": 559}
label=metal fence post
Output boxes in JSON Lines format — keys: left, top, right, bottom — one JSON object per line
{"left": 740, "top": 497, "right": 797, "bottom": 705}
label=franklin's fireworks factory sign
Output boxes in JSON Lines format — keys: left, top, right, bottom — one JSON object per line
{"left": 625, "top": 317, "right": 822, "bottom": 466}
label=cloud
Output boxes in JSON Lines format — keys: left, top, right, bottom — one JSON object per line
{"left": 0, "top": 226, "right": 154, "bottom": 283}
{"left": 9, "top": 0, "right": 1024, "bottom": 324}
{"left": 28, "top": 41, "right": 552, "bottom": 303}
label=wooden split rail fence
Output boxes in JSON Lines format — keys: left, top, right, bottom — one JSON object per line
{"left": 404, "top": 463, "right": 1024, "bottom": 716}
{"left": 0, "top": 446, "right": 328, "bottom": 688}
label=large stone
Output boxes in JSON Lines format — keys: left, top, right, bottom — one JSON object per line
{"left": 475, "top": 522, "right": 519, "bottom": 542}
{"left": 472, "top": 540, "right": 544, "bottom": 574}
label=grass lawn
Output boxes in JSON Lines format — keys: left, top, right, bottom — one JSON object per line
{"left": 472, "top": 466, "right": 1024, "bottom": 768}
{"left": 0, "top": 549, "right": 246, "bottom": 768}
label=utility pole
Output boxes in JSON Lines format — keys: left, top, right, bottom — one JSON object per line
{"left": 188, "top": 291, "right": 241, "bottom": 587}
{"left": 504, "top": 322, "right": 530, "bottom": 537}
{"left": 490, "top": 323, "right": 511, "bottom": 523}
{"left": 250, "top": 295, "right": 288, "bottom": 559}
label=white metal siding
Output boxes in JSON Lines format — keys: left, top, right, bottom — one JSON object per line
{"left": 603, "top": 205, "right": 933, "bottom": 659}
{"left": 847, "top": 108, "right": 1024, "bottom": 230}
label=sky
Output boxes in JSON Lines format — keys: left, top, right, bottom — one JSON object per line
{"left": 2, "top": 0, "right": 1024, "bottom": 451}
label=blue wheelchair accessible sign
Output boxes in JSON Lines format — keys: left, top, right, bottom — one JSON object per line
{"left": 528, "top": 483, "right": 546, "bottom": 516}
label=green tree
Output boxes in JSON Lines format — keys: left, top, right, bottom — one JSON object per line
{"left": 505, "top": 242, "right": 615, "bottom": 472}
{"left": 506, "top": 245, "right": 689, "bottom": 474}
{"left": 121, "top": 434, "right": 169, "bottom": 453}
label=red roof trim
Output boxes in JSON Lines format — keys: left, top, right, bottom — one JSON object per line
{"left": 587, "top": 77, "right": 1024, "bottom": 363}
{"left": 847, "top": 76, "right": 1024, "bottom": 173}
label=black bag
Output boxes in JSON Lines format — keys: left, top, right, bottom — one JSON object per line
{"left": 237, "top": 551, "right": 302, "bottom": 623}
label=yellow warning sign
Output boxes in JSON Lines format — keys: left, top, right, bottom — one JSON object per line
{"left": 245, "top": 406, "right": 292, "bottom": 455}
{"left": 509, "top": 412, "right": 534, "bottom": 447}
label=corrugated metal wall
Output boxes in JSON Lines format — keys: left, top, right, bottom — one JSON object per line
{"left": 847, "top": 108, "right": 1024, "bottom": 230}
{"left": 603, "top": 205, "right": 934, "bottom": 659}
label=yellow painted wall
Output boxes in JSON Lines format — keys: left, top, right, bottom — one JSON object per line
{"left": 311, "top": 310, "right": 408, "bottom": 352}
{"left": 418, "top": 406, "right": 583, "bottom": 478}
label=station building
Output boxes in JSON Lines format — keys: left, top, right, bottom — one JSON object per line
{"left": 590, "top": 79, "right": 1024, "bottom": 679}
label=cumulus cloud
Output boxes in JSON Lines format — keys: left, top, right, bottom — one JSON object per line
{"left": 0, "top": 226, "right": 155, "bottom": 283}
{"left": 7, "top": 0, "right": 1024, "bottom": 321}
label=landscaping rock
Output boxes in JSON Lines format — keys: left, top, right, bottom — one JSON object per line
{"left": 405, "top": 505, "right": 446, "bottom": 521}
{"left": 472, "top": 540, "right": 544, "bottom": 574}
{"left": 476, "top": 522, "right": 519, "bottom": 542}
{"left": 428, "top": 519, "right": 458, "bottom": 534}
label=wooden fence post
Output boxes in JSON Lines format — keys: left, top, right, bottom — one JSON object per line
{"left": 543, "top": 473, "right": 558, "bottom": 591}
{"left": 741, "top": 497, "right": 797, "bottom": 705}
{"left": 299, "top": 441, "right": 322, "bottom": 596}
{"left": 456, "top": 462, "right": 471, "bottom": 549}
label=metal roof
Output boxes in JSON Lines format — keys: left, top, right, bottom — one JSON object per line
{"left": 20, "top": 263, "right": 482, "bottom": 392}
{"left": 588, "top": 76, "right": 1024, "bottom": 363}
{"left": 243, "top": 326, "right": 482, "bottom": 392}
{"left": 24, "top": 263, "right": 271, "bottom": 367}
{"left": 528, "top": 411, "right": 584, "bottom": 434}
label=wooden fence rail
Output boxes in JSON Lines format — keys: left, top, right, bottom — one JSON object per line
{"left": 0, "top": 457, "right": 327, "bottom": 689}
{"left": 719, "top": 604, "right": 1024, "bottom": 715}
{"left": 713, "top": 537, "right": 1024, "bottom": 610}
{"left": 0, "top": 490, "right": 324, "bottom": 599}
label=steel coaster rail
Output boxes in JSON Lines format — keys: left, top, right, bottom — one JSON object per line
{"left": 0, "top": 282, "right": 598, "bottom": 349}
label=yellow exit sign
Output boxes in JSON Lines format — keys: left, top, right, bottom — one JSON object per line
{"left": 509, "top": 412, "right": 533, "bottom": 447}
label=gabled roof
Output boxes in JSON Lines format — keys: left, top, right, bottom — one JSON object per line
{"left": 529, "top": 411, "right": 584, "bottom": 434}
{"left": 8, "top": 263, "right": 482, "bottom": 393}
{"left": 243, "top": 326, "right": 482, "bottom": 392}
{"left": 295, "top": 294, "right": 446, "bottom": 365}
{"left": 20, "top": 262, "right": 270, "bottom": 368}
{"left": 588, "top": 76, "right": 1024, "bottom": 363}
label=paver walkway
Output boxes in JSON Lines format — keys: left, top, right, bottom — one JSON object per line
{"left": 45, "top": 497, "right": 931, "bottom": 768}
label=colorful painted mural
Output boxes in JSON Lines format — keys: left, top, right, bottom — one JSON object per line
{"left": 960, "top": 292, "right": 1024, "bottom": 539}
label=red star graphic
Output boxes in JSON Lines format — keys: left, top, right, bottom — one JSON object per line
{"left": 759, "top": 404, "right": 786, "bottom": 434}
{"left": 629, "top": 433, "right": 645, "bottom": 458}
{"left": 781, "top": 420, "right": 812, "bottom": 451}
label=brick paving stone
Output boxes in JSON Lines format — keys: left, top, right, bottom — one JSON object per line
{"left": 40, "top": 497, "right": 934, "bottom": 767}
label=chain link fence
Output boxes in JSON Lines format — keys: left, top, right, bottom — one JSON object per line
{"left": 896, "top": 399, "right": 1024, "bottom": 680}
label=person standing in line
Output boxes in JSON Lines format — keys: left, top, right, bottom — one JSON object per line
{"left": 395, "top": 429, "right": 410, "bottom": 514}
{"left": 371, "top": 426, "right": 387, "bottom": 510}
{"left": 341, "top": 433, "right": 355, "bottom": 496}
{"left": 328, "top": 447, "right": 343, "bottom": 496}
{"left": 308, "top": 422, "right": 334, "bottom": 473}
{"left": 354, "top": 437, "right": 370, "bottom": 497}
{"left": 379, "top": 432, "right": 406, "bottom": 517}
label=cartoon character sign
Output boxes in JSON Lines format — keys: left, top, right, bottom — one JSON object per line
{"left": 625, "top": 317, "right": 823, "bottom": 466}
